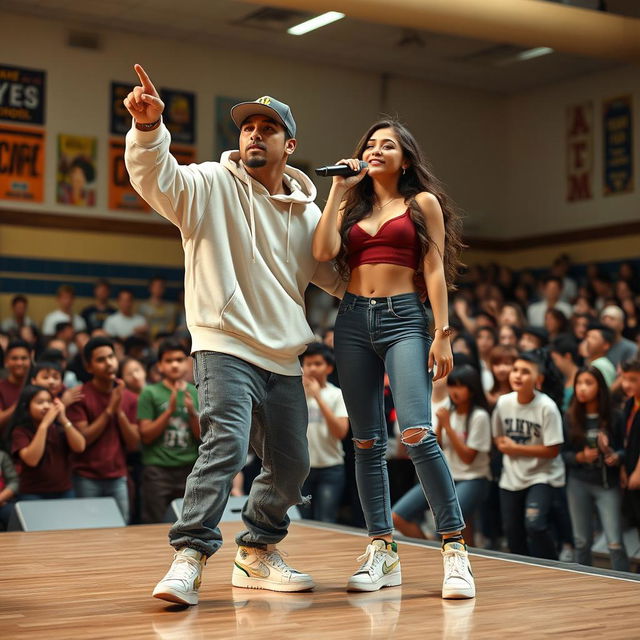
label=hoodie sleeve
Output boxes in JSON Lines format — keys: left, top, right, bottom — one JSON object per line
{"left": 310, "top": 261, "right": 347, "bottom": 299}
{"left": 125, "top": 120, "right": 214, "bottom": 237}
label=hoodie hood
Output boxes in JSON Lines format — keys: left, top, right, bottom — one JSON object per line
{"left": 221, "top": 150, "right": 317, "bottom": 262}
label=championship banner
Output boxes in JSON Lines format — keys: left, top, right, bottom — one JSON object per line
{"left": 160, "top": 88, "right": 195, "bottom": 145}
{"left": 57, "top": 134, "right": 97, "bottom": 207}
{"left": 0, "top": 124, "right": 44, "bottom": 202}
{"left": 566, "top": 102, "right": 593, "bottom": 202}
{"left": 0, "top": 64, "right": 46, "bottom": 125}
{"left": 170, "top": 144, "right": 196, "bottom": 166}
{"left": 603, "top": 95, "right": 633, "bottom": 196}
{"left": 108, "top": 139, "right": 150, "bottom": 212}
{"left": 110, "top": 82, "right": 133, "bottom": 136}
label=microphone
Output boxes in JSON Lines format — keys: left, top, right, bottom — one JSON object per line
{"left": 315, "top": 161, "right": 368, "bottom": 177}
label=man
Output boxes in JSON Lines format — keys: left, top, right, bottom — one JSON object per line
{"left": 42, "top": 285, "right": 87, "bottom": 336}
{"left": 583, "top": 324, "right": 617, "bottom": 387}
{"left": 527, "top": 276, "right": 573, "bottom": 328}
{"left": 124, "top": 64, "right": 345, "bottom": 605}
{"left": 81, "top": 279, "right": 117, "bottom": 332}
{"left": 66, "top": 337, "right": 139, "bottom": 521}
{"left": 1, "top": 295, "right": 35, "bottom": 334}
{"left": 0, "top": 340, "right": 32, "bottom": 431}
{"left": 600, "top": 305, "right": 638, "bottom": 367}
{"left": 138, "top": 276, "right": 176, "bottom": 339}
{"left": 103, "top": 289, "right": 148, "bottom": 339}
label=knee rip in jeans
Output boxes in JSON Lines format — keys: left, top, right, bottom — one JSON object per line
{"left": 525, "top": 506, "right": 539, "bottom": 522}
{"left": 401, "top": 427, "right": 431, "bottom": 446}
{"left": 353, "top": 437, "right": 377, "bottom": 449}
{"left": 608, "top": 543, "right": 622, "bottom": 550}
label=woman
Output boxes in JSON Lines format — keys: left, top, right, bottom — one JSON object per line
{"left": 562, "top": 366, "right": 629, "bottom": 571}
{"left": 312, "top": 119, "right": 473, "bottom": 599}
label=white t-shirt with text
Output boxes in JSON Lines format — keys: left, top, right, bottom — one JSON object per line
{"left": 306, "top": 382, "right": 348, "bottom": 468}
{"left": 491, "top": 391, "right": 565, "bottom": 491}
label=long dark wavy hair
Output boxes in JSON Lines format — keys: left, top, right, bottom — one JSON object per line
{"left": 3, "top": 385, "right": 52, "bottom": 453}
{"left": 336, "top": 119, "right": 466, "bottom": 290}
{"left": 446, "top": 364, "right": 490, "bottom": 436}
{"left": 567, "top": 366, "right": 612, "bottom": 446}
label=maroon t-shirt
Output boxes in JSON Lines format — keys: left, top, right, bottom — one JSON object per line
{"left": 11, "top": 424, "right": 72, "bottom": 494}
{"left": 66, "top": 382, "right": 138, "bottom": 480}
{"left": 0, "top": 378, "right": 23, "bottom": 410}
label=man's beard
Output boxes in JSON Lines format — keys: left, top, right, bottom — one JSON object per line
{"left": 245, "top": 155, "right": 267, "bottom": 168}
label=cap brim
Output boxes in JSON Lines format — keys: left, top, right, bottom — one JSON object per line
{"left": 230, "top": 102, "right": 290, "bottom": 135}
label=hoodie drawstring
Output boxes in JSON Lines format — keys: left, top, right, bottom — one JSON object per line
{"left": 286, "top": 202, "right": 293, "bottom": 263}
{"left": 248, "top": 176, "right": 256, "bottom": 263}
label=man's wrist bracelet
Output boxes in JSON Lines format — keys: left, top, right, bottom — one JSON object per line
{"left": 135, "top": 119, "right": 161, "bottom": 131}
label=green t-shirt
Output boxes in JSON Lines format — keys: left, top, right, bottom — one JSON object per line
{"left": 137, "top": 382, "right": 199, "bottom": 467}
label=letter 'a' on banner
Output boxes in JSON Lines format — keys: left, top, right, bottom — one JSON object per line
{"left": 566, "top": 102, "right": 593, "bottom": 202}
{"left": 0, "top": 124, "right": 45, "bottom": 202}
{"left": 603, "top": 95, "right": 634, "bottom": 196}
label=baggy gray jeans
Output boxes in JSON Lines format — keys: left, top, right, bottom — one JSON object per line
{"left": 169, "top": 351, "right": 310, "bottom": 557}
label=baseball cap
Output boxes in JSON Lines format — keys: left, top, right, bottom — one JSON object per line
{"left": 230, "top": 96, "right": 296, "bottom": 139}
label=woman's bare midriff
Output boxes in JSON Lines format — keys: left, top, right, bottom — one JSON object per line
{"left": 347, "top": 263, "right": 418, "bottom": 297}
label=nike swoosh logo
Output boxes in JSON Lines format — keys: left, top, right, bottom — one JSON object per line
{"left": 235, "top": 560, "right": 270, "bottom": 578}
{"left": 382, "top": 559, "right": 399, "bottom": 575}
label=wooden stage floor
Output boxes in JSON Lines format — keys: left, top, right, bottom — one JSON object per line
{"left": 1, "top": 521, "right": 639, "bottom": 639}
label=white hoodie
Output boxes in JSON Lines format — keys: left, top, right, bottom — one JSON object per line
{"left": 125, "top": 123, "right": 345, "bottom": 376}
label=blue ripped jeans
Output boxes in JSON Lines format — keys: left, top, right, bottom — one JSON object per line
{"left": 334, "top": 292, "right": 464, "bottom": 537}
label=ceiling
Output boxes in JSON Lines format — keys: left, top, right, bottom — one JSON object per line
{"left": 0, "top": 0, "right": 636, "bottom": 94}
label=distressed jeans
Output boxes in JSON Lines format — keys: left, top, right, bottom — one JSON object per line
{"left": 334, "top": 292, "right": 464, "bottom": 537}
{"left": 169, "top": 351, "right": 310, "bottom": 557}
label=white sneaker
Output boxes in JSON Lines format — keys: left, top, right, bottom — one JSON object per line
{"left": 442, "top": 542, "right": 475, "bottom": 599}
{"left": 347, "top": 539, "right": 402, "bottom": 592}
{"left": 231, "top": 545, "right": 315, "bottom": 592}
{"left": 152, "top": 547, "right": 207, "bottom": 606}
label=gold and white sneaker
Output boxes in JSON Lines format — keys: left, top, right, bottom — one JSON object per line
{"left": 231, "top": 545, "right": 315, "bottom": 592}
{"left": 152, "top": 547, "right": 207, "bottom": 606}
{"left": 442, "top": 541, "right": 475, "bottom": 599}
{"left": 347, "top": 539, "right": 402, "bottom": 592}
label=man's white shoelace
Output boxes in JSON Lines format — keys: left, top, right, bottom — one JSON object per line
{"left": 164, "top": 555, "right": 200, "bottom": 583}
{"left": 261, "top": 549, "right": 292, "bottom": 573}
{"left": 356, "top": 545, "right": 383, "bottom": 573}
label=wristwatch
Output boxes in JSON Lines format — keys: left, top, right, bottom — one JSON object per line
{"left": 435, "top": 325, "right": 453, "bottom": 338}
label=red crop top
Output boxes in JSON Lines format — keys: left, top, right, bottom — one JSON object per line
{"left": 347, "top": 209, "right": 421, "bottom": 271}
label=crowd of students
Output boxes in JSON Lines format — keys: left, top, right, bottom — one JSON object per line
{"left": 1, "top": 256, "right": 640, "bottom": 574}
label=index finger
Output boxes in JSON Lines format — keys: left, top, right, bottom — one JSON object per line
{"left": 134, "top": 64, "right": 156, "bottom": 94}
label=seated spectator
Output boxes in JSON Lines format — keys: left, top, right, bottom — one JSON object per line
{"left": 0, "top": 446, "right": 18, "bottom": 530}
{"left": 591, "top": 274, "right": 614, "bottom": 312}
{"left": 571, "top": 313, "right": 592, "bottom": 343}
{"left": 492, "top": 353, "right": 565, "bottom": 560}
{"left": 620, "top": 360, "right": 640, "bottom": 540}
{"left": 475, "top": 326, "right": 497, "bottom": 393}
{"left": 103, "top": 289, "right": 148, "bottom": 340}
{"left": 527, "top": 276, "right": 573, "bottom": 328}
{"left": 573, "top": 295, "right": 595, "bottom": 317}
{"left": 498, "top": 302, "right": 526, "bottom": 329}
{"left": 119, "top": 357, "right": 147, "bottom": 396}
{"left": 452, "top": 332, "right": 482, "bottom": 373}
{"left": 550, "top": 254, "right": 578, "bottom": 304}
{"left": 0, "top": 340, "right": 32, "bottom": 433}
{"left": 584, "top": 324, "right": 617, "bottom": 387}
{"left": 42, "top": 285, "right": 87, "bottom": 336}
{"left": 299, "top": 343, "right": 348, "bottom": 524}
{"left": 53, "top": 321, "right": 76, "bottom": 356}
{"left": 562, "top": 366, "right": 629, "bottom": 572}
{"left": 137, "top": 340, "right": 199, "bottom": 524}
{"left": 81, "top": 279, "right": 116, "bottom": 332}
{"left": 519, "top": 326, "right": 548, "bottom": 352}
{"left": 550, "top": 335, "right": 582, "bottom": 411}
{"left": 620, "top": 299, "right": 640, "bottom": 342}
{"left": 1, "top": 295, "right": 35, "bottom": 334}
{"left": 544, "top": 308, "right": 569, "bottom": 342}
{"left": 30, "top": 360, "right": 83, "bottom": 408}
{"left": 138, "top": 276, "right": 176, "bottom": 339}
{"left": 486, "top": 345, "right": 517, "bottom": 409}
{"left": 7, "top": 385, "right": 85, "bottom": 500}
{"left": 498, "top": 324, "right": 521, "bottom": 348}
{"left": 600, "top": 305, "right": 638, "bottom": 367}
{"left": 66, "top": 337, "right": 139, "bottom": 522}
{"left": 40, "top": 345, "right": 79, "bottom": 389}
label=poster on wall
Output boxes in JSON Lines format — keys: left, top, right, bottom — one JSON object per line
{"left": 0, "top": 124, "right": 44, "bottom": 202}
{"left": 108, "top": 139, "right": 151, "bottom": 212}
{"left": 603, "top": 95, "right": 633, "bottom": 196}
{"left": 110, "top": 82, "right": 134, "bottom": 136}
{"left": 0, "top": 64, "right": 46, "bottom": 125}
{"left": 57, "top": 134, "right": 97, "bottom": 207}
{"left": 160, "top": 88, "right": 195, "bottom": 145}
{"left": 215, "top": 96, "right": 243, "bottom": 158}
{"left": 566, "top": 102, "right": 593, "bottom": 202}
